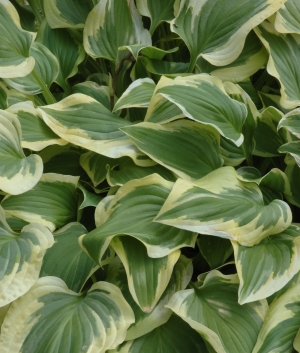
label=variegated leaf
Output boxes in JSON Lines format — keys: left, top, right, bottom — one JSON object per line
{"left": 44, "top": 0, "right": 94, "bottom": 29}
{"left": 278, "top": 108, "right": 300, "bottom": 139}
{"left": 0, "top": 0, "right": 36, "bottom": 78}
{"left": 38, "top": 93, "right": 145, "bottom": 163}
{"left": 155, "top": 167, "right": 292, "bottom": 246}
{"left": 83, "top": 0, "right": 151, "bottom": 63}
{"left": 80, "top": 174, "right": 197, "bottom": 264}
{"left": 7, "top": 101, "right": 66, "bottom": 151}
{"left": 154, "top": 75, "right": 247, "bottom": 146}
{"left": 0, "top": 205, "right": 53, "bottom": 306}
{"left": 111, "top": 236, "right": 180, "bottom": 312}
{"left": 1, "top": 173, "right": 79, "bottom": 232}
{"left": 114, "top": 78, "right": 155, "bottom": 111}
{"left": 253, "top": 282, "right": 300, "bottom": 353}
{"left": 275, "top": 0, "right": 300, "bottom": 34}
{"left": 166, "top": 270, "right": 268, "bottom": 353}
{"left": 171, "top": 0, "right": 285, "bottom": 70}
{"left": 122, "top": 120, "right": 223, "bottom": 181}
{"left": 3, "top": 42, "right": 59, "bottom": 95}
{"left": 0, "top": 110, "right": 43, "bottom": 195}
{"left": 234, "top": 224, "right": 300, "bottom": 304}
{"left": 0, "top": 277, "right": 135, "bottom": 353}
{"left": 40, "top": 222, "right": 99, "bottom": 292}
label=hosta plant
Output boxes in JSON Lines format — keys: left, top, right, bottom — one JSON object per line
{"left": 2, "top": 0, "right": 300, "bottom": 352}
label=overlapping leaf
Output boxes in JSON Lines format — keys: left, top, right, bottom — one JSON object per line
{"left": 80, "top": 174, "right": 197, "bottom": 264}
{"left": 155, "top": 167, "right": 292, "bottom": 246}
{"left": 0, "top": 206, "right": 53, "bottom": 307}
{"left": 1, "top": 173, "right": 79, "bottom": 232}
{"left": 171, "top": 0, "right": 285, "bottom": 70}
{"left": 0, "top": 277, "right": 135, "bottom": 353}
{"left": 275, "top": 0, "right": 300, "bottom": 34}
{"left": 166, "top": 270, "right": 268, "bottom": 353}
{"left": 0, "top": 110, "right": 43, "bottom": 195}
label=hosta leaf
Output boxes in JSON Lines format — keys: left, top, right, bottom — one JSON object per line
{"left": 139, "top": 57, "right": 190, "bottom": 77}
{"left": 40, "top": 222, "right": 99, "bottom": 292}
{"left": 107, "top": 157, "right": 175, "bottom": 186}
{"left": 0, "top": 206, "right": 53, "bottom": 306}
{"left": 114, "top": 78, "right": 155, "bottom": 111}
{"left": 39, "top": 93, "right": 144, "bottom": 162}
{"left": 0, "top": 84, "right": 7, "bottom": 110}
{"left": 37, "top": 22, "right": 85, "bottom": 93}
{"left": 73, "top": 81, "right": 113, "bottom": 111}
{"left": 0, "top": 277, "right": 135, "bottom": 353}
{"left": 80, "top": 174, "right": 197, "bottom": 264}
{"left": 197, "top": 235, "right": 233, "bottom": 269}
{"left": 0, "top": 110, "right": 43, "bottom": 195}
{"left": 107, "top": 254, "right": 193, "bottom": 341}
{"left": 234, "top": 224, "right": 300, "bottom": 304}
{"left": 196, "top": 31, "right": 268, "bottom": 83}
{"left": 10, "top": 0, "right": 36, "bottom": 32}
{"left": 83, "top": 0, "right": 151, "bottom": 63}
{"left": 122, "top": 120, "right": 223, "bottom": 181}
{"left": 0, "top": 0, "right": 36, "bottom": 78}
{"left": 111, "top": 236, "right": 180, "bottom": 312}
{"left": 7, "top": 101, "right": 66, "bottom": 151}
{"left": 44, "top": 0, "right": 94, "bottom": 29}
{"left": 155, "top": 167, "right": 292, "bottom": 246}
{"left": 275, "top": 0, "right": 300, "bottom": 34}
{"left": 278, "top": 108, "right": 300, "bottom": 139}
{"left": 171, "top": 0, "right": 285, "bottom": 70}
{"left": 220, "top": 137, "right": 245, "bottom": 166}
{"left": 3, "top": 42, "right": 59, "bottom": 95}
{"left": 136, "top": 0, "right": 175, "bottom": 34}
{"left": 155, "top": 75, "right": 247, "bottom": 146}
{"left": 110, "top": 315, "right": 209, "bottom": 353}
{"left": 1, "top": 173, "right": 79, "bottom": 232}
{"left": 253, "top": 282, "right": 300, "bottom": 353}
{"left": 166, "top": 270, "right": 267, "bottom": 353}
{"left": 279, "top": 141, "right": 300, "bottom": 167}
{"left": 255, "top": 21, "right": 300, "bottom": 109}
{"left": 254, "top": 106, "right": 285, "bottom": 157}
{"left": 77, "top": 183, "right": 103, "bottom": 209}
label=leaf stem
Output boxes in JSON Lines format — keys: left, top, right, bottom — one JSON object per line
{"left": 27, "top": 0, "right": 44, "bottom": 24}
{"left": 31, "top": 69, "right": 56, "bottom": 105}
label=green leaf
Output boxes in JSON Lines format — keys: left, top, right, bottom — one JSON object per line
{"left": 0, "top": 205, "right": 53, "bottom": 306}
{"left": 37, "top": 21, "right": 85, "bottom": 93}
{"left": 40, "top": 222, "right": 99, "bottom": 292}
{"left": 234, "top": 224, "right": 300, "bottom": 304}
{"left": 171, "top": 0, "right": 285, "bottom": 70}
{"left": 3, "top": 42, "right": 59, "bottom": 95}
{"left": 0, "top": 277, "right": 135, "bottom": 353}
{"left": 278, "top": 108, "right": 300, "bottom": 139}
{"left": 44, "top": 0, "right": 94, "bottom": 29}
{"left": 1, "top": 173, "right": 79, "bottom": 232}
{"left": 107, "top": 157, "right": 176, "bottom": 186}
{"left": 83, "top": 0, "right": 151, "bottom": 63}
{"left": 0, "top": 0, "right": 36, "bottom": 78}
{"left": 114, "top": 78, "right": 156, "bottom": 111}
{"left": 77, "top": 183, "right": 103, "bottom": 209}
{"left": 107, "top": 254, "right": 193, "bottom": 341}
{"left": 10, "top": 0, "right": 36, "bottom": 32}
{"left": 39, "top": 93, "right": 144, "bottom": 162}
{"left": 197, "top": 235, "right": 233, "bottom": 269}
{"left": 155, "top": 167, "right": 292, "bottom": 246}
{"left": 166, "top": 270, "right": 267, "bottom": 353}
{"left": 253, "top": 282, "right": 300, "bottom": 353}
{"left": 7, "top": 101, "right": 66, "bottom": 151}
{"left": 80, "top": 174, "right": 197, "bottom": 264}
{"left": 0, "top": 109, "right": 43, "bottom": 195}
{"left": 254, "top": 106, "right": 286, "bottom": 157}
{"left": 285, "top": 160, "right": 300, "bottom": 207}
{"left": 255, "top": 21, "right": 300, "bottom": 109}
{"left": 275, "top": 0, "right": 300, "bottom": 34}
{"left": 136, "top": 0, "right": 175, "bottom": 34}
{"left": 154, "top": 75, "right": 247, "bottom": 146}
{"left": 140, "top": 57, "right": 190, "bottom": 77}
{"left": 122, "top": 120, "right": 223, "bottom": 181}
{"left": 279, "top": 141, "right": 300, "bottom": 167}
{"left": 219, "top": 137, "right": 245, "bottom": 166}
{"left": 111, "top": 236, "right": 180, "bottom": 312}
{"left": 111, "top": 315, "right": 210, "bottom": 353}
{"left": 196, "top": 31, "right": 268, "bottom": 83}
